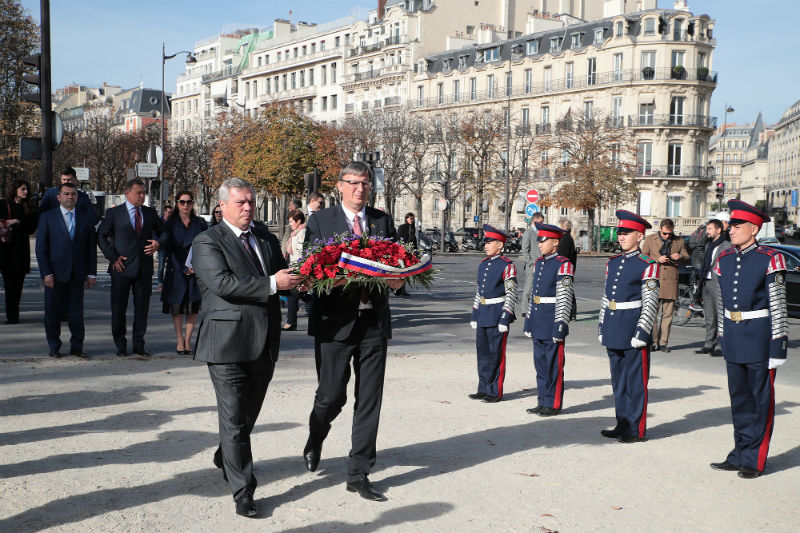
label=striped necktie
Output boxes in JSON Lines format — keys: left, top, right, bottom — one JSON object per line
{"left": 67, "top": 211, "right": 75, "bottom": 240}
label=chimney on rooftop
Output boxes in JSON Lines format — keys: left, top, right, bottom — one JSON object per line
{"left": 673, "top": 0, "right": 689, "bottom": 9}
{"left": 378, "top": 0, "right": 387, "bottom": 20}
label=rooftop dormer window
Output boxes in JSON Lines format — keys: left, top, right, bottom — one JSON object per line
{"left": 615, "top": 20, "right": 624, "bottom": 37}
{"left": 644, "top": 17, "right": 656, "bottom": 35}
{"left": 571, "top": 34, "right": 580, "bottom": 48}
{"left": 458, "top": 55, "right": 468, "bottom": 68}
{"left": 526, "top": 39, "right": 539, "bottom": 55}
{"left": 594, "top": 28, "right": 604, "bottom": 44}
{"left": 550, "top": 37, "right": 561, "bottom": 52}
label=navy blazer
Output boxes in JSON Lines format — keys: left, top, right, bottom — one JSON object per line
{"left": 40, "top": 187, "right": 97, "bottom": 226}
{"left": 97, "top": 203, "right": 165, "bottom": 278}
{"left": 161, "top": 215, "right": 208, "bottom": 305}
{"left": 304, "top": 204, "right": 398, "bottom": 341}
{"left": 35, "top": 207, "right": 97, "bottom": 283}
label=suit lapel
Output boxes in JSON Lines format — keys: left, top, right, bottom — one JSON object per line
{"left": 335, "top": 206, "right": 350, "bottom": 235}
{"left": 220, "top": 223, "right": 261, "bottom": 276}
{"left": 252, "top": 225, "right": 272, "bottom": 272}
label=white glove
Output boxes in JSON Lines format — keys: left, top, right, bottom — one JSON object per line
{"left": 470, "top": 321, "right": 477, "bottom": 329}
{"left": 631, "top": 337, "right": 647, "bottom": 349}
{"left": 524, "top": 331, "right": 532, "bottom": 338}
{"left": 769, "top": 358, "right": 786, "bottom": 369}
{"left": 498, "top": 324, "right": 509, "bottom": 333}
{"left": 553, "top": 337, "right": 563, "bottom": 344}
{"left": 598, "top": 334, "right": 603, "bottom": 344}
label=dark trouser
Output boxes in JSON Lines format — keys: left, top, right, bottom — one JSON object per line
{"left": 725, "top": 361, "right": 776, "bottom": 471}
{"left": 208, "top": 352, "right": 275, "bottom": 498}
{"left": 475, "top": 326, "right": 508, "bottom": 398}
{"left": 702, "top": 280, "right": 719, "bottom": 350}
{"left": 607, "top": 347, "right": 650, "bottom": 438}
{"left": 157, "top": 250, "right": 166, "bottom": 284}
{"left": 307, "top": 313, "right": 387, "bottom": 482}
{"left": 1, "top": 271, "right": 25, "bottom": 323}
{"left": 533, "top": 338, "right": 565, "bottom": 409}
{"left": 286, "top": 295, "right": 299, "bottom": 327}
{"left": 110, "top": 270, "right": 152, "bottom": 351}
{"left": 44, "top": 277, "right": 85, "bottom": 353}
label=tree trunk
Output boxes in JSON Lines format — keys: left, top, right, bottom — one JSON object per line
{"left": 587, "top": 207, "right": 597, "bottom": 252}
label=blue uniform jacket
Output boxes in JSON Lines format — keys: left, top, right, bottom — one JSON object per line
{"left": 471, "top": 254, "right": 517, "bottom": 327}
{"left": 599, "top": 249, "right": 660, "bottom": 350}
{"left": 715, "top": 244, "right": 788, "bottom": 363}
{"left": 523, "top": 253, "right": 574, "bottom": 340}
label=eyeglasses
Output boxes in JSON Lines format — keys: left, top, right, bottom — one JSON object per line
{"left": 340, "top": 179, "right": 372, "bottom": 189}
{"left": 661, "top": 231, "right": 673, "bottom": 237}
{"left": 178, "top": 199, "right": 193, "bottom": 205}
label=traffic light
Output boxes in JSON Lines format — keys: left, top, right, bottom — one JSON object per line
{"left": 22, "top": 54, "right": 43, "bottom": 106}
{"left": 715, "top": 182, "right": 725, "bottom": 200}
{"left": 304, "top": 169, "right": 320, "bottom": 194}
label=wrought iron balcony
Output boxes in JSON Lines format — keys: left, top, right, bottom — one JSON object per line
{"left": 634, "top": 165, "right": 711, "bottom": 179}
{"left": 627, "top": 114, "right": 717, "bottom": 129}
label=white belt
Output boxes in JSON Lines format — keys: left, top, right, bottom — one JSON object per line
{"left": 725, "top": 309, "right": 769, "bottom": 322}
{"left": 480, "top": 297, "right": 505, "bottom": 305}
{"left": 608, "top": 299, "right": 642, "bottom": 310}
{"left": 533, "top": 295, "right": 557, "bottom": 304}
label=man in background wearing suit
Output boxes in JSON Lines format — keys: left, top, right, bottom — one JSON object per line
{"left": 518, "top": 212, "right": 544, "bottom": 316}
{"left": 192, "top": 178, "right": 300, "bottom": 518}
{"left": 302, "top": 161, "right": 404, "bottom": 502}
{"left": 39, "top": 167, "right": 98, "bottom": 226}
{"left": 97, "top": 179, "right": 164, "bottom": 357}
{"left": 35, "top": 182, "right": 97, "bottom": 358}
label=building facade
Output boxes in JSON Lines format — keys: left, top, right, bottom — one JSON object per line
{"left": 407, "top": 5, "right": 717, "bottom": 233}
{"left": 767, "top": 99, "right": 800, "bottom": 225}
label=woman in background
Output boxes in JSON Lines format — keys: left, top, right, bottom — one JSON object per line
{"left": 282, "top": 209, "right": 306, "bottom": 331}
{"left": 0, "top": 180, "right": 38, "bottom": 324}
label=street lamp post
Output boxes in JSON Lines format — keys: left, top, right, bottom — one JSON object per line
{"left": 161, "top": 42, "right": 196, "bottom": 210}
{"left": 503, "top": 44, "right": 524, "bottom": 233}
{"left": 719, "top": 103, "right": 734, "bottom": 208}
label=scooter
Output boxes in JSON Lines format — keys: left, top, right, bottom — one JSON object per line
{"left": 461, "top": 233, "right": 483, "bottom": 252}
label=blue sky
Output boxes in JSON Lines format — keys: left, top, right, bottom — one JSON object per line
{"left": 20, "top": 0, "right": 800, "bottom": 125}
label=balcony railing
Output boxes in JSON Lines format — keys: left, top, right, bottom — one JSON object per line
{"left": 241, "top": 46, "right": 345, "bottom": 77}
{"left": 635, "top": 165, "right": 711, "bottom": 179}
{"left": 343, "top": 62, "right": 411, "bottom": 84}
{"left": 410, "top": 67, "right": 719, "bottom": 109}
{"left": 348, "top": 36, "right": 407, "bottom": 57}
{"left": 202, "top": 66, "right": 236, "bottom": 84}
{"left": 628, "top": 114, "right": 717, "bottom": 129}
{"left": 256, "top": 85, "right": 317, "bottom": 105}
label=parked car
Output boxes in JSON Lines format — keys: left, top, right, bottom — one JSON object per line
{"left": 764, "top": 244, "right": 800, "bottom": 318}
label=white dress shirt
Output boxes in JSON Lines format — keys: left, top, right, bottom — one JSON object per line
{"left": 341, "top": 205, "right": 368, "bottom": 235}
{"left": 223, "top": 218, "right": 277, "bottom": 295}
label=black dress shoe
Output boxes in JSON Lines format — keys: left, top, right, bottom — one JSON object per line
{"left": 481, "top": 395, "right": 500, "bottom": 403}
{"left": 651, "top": 344, "right": 660, "bottom": 352}
{"left": 303, "top": 443, "right": 321, "bottom": 472}
{"left": 234, "top": 492, "right": 258, "bottom": 517}
{"left": 537, "top": 406, "right": 560, "bottom": 417}
{"left": 526, "top": 406, "right": 543, "bottom": 414}
{"left": 133, "top": 348, "right": 151, "bottom": 358}
{"left": 468, "top": 392, "right": 485, "bottom": 400}
{"left": 346, "top": 477, "right": 384, "bottom": 501}
{"left": 661, "top": 345, "right": 671, "bottom": 353}
{"left": 738, "top": 467, "right": 761, "bottom": 479}
{"left": 48, "top": 351, "right": 61, "bottom": 358}
{"left": 116, "top": 349, "right": 128, "bottom": 357}
{"left": 70, "top": 349, "right": 88, "bottom": 359}
{"left": 710, "top": 460, "right": 739, "bottom": 471}
{"left": 695, "top": 347, "right": 711, "bottom": 354}
{"left": 601, "top": 428, "right": 622, "bottom": 439}
{"left": 711, "top": 348, "right": 723, "bottom": 357}
{"left": 617, "top": 434, "right": 646, "bottom": 443}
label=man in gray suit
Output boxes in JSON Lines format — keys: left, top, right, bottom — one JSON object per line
{"left": 192, "top": 178, "right": 300, "bottom": 518}
{"left": 518, "top": 212, "right": 544, "bottom": 316}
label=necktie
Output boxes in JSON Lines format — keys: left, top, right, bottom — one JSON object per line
{"left": 239, "top": 232, "right": 265, "bottom": 276}
{"left": 67, "top": 211, "right": 75, "bottom": 240}
{"left": 134, "top": 207, "right": 142, "bottom": 236}
{"left": 352, "top": 214, "right": 363, "bottom": 236}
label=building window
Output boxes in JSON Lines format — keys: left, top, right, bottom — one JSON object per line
{"left": 478, "top": 47, "right": 500, "bottom": 62}
{"left": 524, "top": 69, "right": 532, "bottom": 93}
{"left": 322, "top": 96, "right": 327, "bottom": 111}
{"left": 615, "top": 20, "right": 624, "bottom": 37}
{"left": 594, "top": 28, "right": 604, "bottom": 44}
{"left": 453, "top": 80, "right": 460, "bottom": 102}
{"left": 611, "top": 143, "right": 621, "bottom": 163}
{"left": 335, "top": 36, "right": 340, "bottom": 47}
{"left": 309, "top": 68, "right": 315, "bottom": 86}
{"left": 331, "top": 94, "right": 337, "bottom": 110}
{"left": 673, "top": 18, "right": 683, "bottom": 41}
{"left": 541, "top": 105, "right": 550, "bottom": 125}
{"left": 331, "top": 62, "right": 337, "bottom": 83}
{"left": 584, "top": 100, "right": 594, "bottom": 120}
{"left": 697, "top": 95, "right": 706, "bottom": 117}
{"left": 321, "top": 66, "right": 327, "bottom": 85}
{"left": 527, "top": 39, "right": 539, "bottom": 54}
{"left": 521, "top": 107, "right": 530, "bottom": 128}
{"left": 470, "top": 77, "right": 477, "bottom": 100}
{"left": 644, "top": 18, "right": 656, "bottom": 35}
{"left": 639, "top": 103, "right": 654, "bottom": 125}
{"left": 437, "top": 83, "right": 444, "bottom": 104}
{"left": 637, "top": 142, "right": 653, "bottom": 174}
{"left": 587, "top": 58, "right": 596, "bottom": 85}
{"left": 667, "top": 195, "right": 682, "bottom": 217}
{"left": 698, "top": 51, "right": 706, "bottom": 68}
{"left": 487, "top": 74, "right": 495, "bottom": 97}
{"left": 695, "top": 142, "right": 704, "bottom": 167}
{"left": 417, "top": 86, "right": 424, "bottom": 106}
{"left": 613, "top": 53, "right": 623, "bottom": 81}
{"left": 641, "top": 51, "right": 656, "bottom": 70}
{"left": 550, "top": 37, "right": 561, "bottom": 52}
{"left": 459, "top": 55, "right": 467, "bottom": 68}
{"left": 671, "top": 50, "right": 685, "bottom": 67}
{"left": 571, "top": 34, "right": 580, "bottom": 48}
{"left": 544, "top": 66, "right": 552, "bottom": 91}
{"left": 311, "top": 43, "right": 316, "bottom": 53}
{"left": 668, "top": 143, "right": 683, "bottom": 176}
{"left": 612, "top": 97, "right": 623, "bottom": 125}
{"left": 257, "top": 56, "right": 262, "bottom": 67}
{"left": 300, "top": 71, "right": 305, "bottom": 87}
{"left": 307, "top": 98, "right": 313, "bottom": 112}
{"left": 291, "top": 72, "right": 297, "bottom": 89}
{"left": 670, "top": 96, "right": 685, "bottom": 125}
{"left": 565, "top": 62, "right": 574, "bottom": 89}
{"left": 505, "top": 72, "right": 512, "bottom": 96}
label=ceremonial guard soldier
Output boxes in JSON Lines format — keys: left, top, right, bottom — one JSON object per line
{"left": 710, "top": 200, "right": 788, "bottom": 479}
{"left": 598, "top": 211, "right": 660, "bottom": 443}
{"left": 523, "top": 222, "right": 575, "bottom": 416}
{"left": 469, "top": 225, "right": 518, "bottom": 403}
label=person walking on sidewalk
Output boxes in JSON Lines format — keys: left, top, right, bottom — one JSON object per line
{"left": 709, "top": 200, "right": 788, "bottom": 479}
{"left": 695, "top": 218, "right": 732, "bottom": 356}
{"left": 469, "top": 224, "right": 518, "bottom": 404}
{"left": 282, "top": 209, "right": 306, "bottom": 331}
{"left": 598, "top": 211, "right": 660, "bottom": 443}
{"left": 640, "top": 218, "right": 688, "bottom": 353}
{"left": 523, "top": 222, "right": 574, "bottom": 417}
{"left": 35, "top": 182, "right": 97, "bottom": 358}
{"left": 0, "top": 179, "right": 38, "bottom": 324}
{"left": 193, "top": 178, "right": 300, "bottom": 517}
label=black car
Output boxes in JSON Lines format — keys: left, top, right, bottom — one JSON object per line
{"left": 765, "top": 244, "right": 800, "bottom": 318}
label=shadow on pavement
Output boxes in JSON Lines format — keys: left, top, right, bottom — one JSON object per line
{"left": 276, "top": 502, "right": 455, "bottom": 532}
{"left": 0, "top": 385, "right": 168, "bottom": 416}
